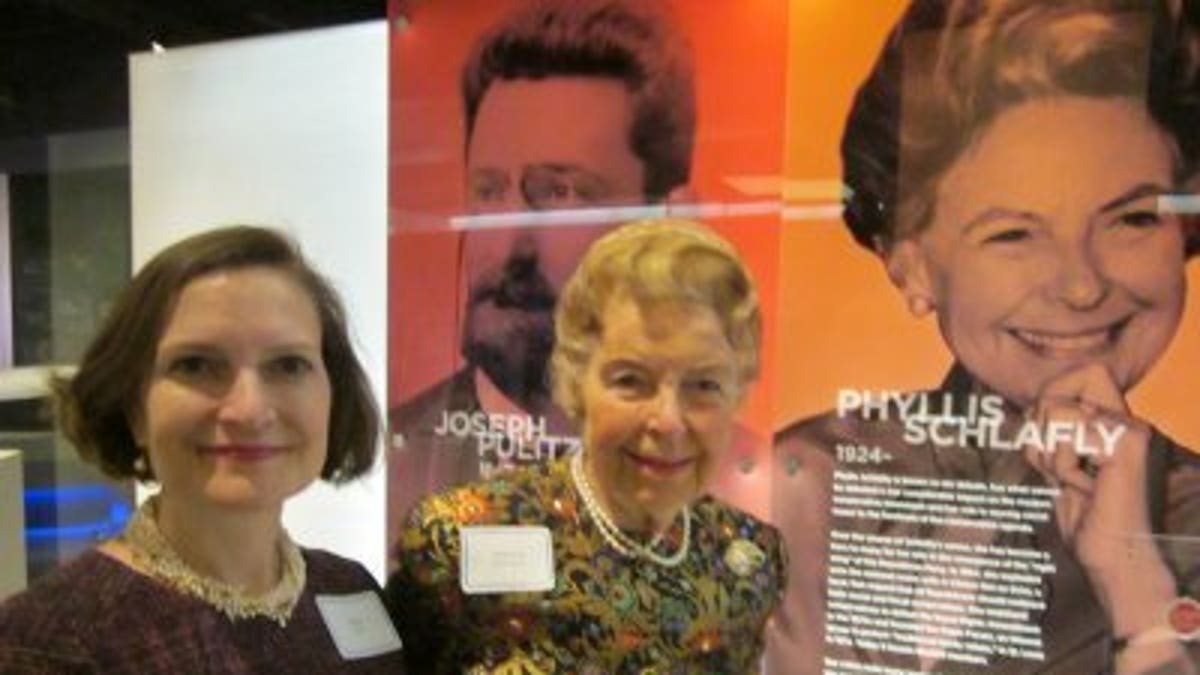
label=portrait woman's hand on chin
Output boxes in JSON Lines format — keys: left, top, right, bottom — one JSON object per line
{"left": 1025, "top": 362, "right": 1186, "bottom": 670}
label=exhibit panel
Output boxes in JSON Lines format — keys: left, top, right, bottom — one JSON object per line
{"left": 771, "top": 1, "right": 1200, "bottom": 672}
{"left": 386, "top": 0, "right": 787, "bottom": 539}
{"left": 384, "top": 0, "right": 790, "bottom": 670}
{"left": 386, "top": 1, "right": 1200, "bottom": 672}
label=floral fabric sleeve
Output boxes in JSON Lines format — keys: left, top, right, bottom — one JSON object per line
{"left": 384, "top": 494, "right": 466, "bottom": 674}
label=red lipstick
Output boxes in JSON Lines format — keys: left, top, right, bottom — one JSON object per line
{"left": 623, "top": 450, "right": 694, "bottom": 477}
{"left": 203, "top": 444, "right": 282, "bottom": 461}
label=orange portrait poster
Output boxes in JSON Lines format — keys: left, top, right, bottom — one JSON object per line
{"left": 772, "top": 1, "right": 1200, "bottom": 672}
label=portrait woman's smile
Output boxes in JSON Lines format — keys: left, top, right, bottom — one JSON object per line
{"left": 903, "top": 96, "right": 1187, "bottom": 406}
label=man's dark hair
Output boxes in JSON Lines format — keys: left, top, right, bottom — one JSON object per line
{"left": 462, "top": 0, "right": 695, "bottom": 202}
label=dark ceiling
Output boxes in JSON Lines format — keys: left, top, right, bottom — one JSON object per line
{"left": 0, "top": 1, "right": 384, "bottom": 140}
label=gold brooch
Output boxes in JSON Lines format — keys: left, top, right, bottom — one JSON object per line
{"left": 724, "top": 539, "right": 766, "bottom": 577}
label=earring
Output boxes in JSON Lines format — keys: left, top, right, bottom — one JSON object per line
{"left": 908, "top": 294, "right": 934, "bottom": 317}
{"left": 133, "top": 454, "right": 148, "bottom": 475}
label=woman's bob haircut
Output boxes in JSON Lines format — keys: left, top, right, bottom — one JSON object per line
{"left": 52, "top": 225, "right": 380, "bottom": 483}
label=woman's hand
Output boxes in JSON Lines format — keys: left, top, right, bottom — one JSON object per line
{"left": 1023, "top": 363, "right": 1192, "bottom": 671}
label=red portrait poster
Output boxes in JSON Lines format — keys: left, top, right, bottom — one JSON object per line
{"left": 386, "top": 0, "right": 787, "bottom": 554}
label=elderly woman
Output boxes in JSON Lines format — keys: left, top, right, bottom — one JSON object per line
{"left": 0, "top": 227, "right": 405, "bottom": 672}
{"left": 774, "top": 1, "right": 1200, "bottom": 673}
{"left": 386, "top": 219, "right": 785, "bottom": 673}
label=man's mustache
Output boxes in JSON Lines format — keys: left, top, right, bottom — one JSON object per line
{"left": 467, "top": 255, "right": 557, "bottom": 311}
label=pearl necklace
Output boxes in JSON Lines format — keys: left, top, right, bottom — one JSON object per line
{"left": 569, "top": 451, "right": 690, "bottom": 567}
{"left": 118, "top": 496, "right": 306, "bottom": 626}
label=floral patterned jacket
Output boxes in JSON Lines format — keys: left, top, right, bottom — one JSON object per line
{"left": 385, "top": 455, "right": 786, "bottom": 674}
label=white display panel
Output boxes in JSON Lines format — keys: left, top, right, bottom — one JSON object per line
{"left": 130, "top": 22, "right": 388, "bottom": 580}
{"left": 0, "top": 449, "right": 26, "bottom": 599}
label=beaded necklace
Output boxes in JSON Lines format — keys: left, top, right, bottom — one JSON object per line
{"left": 118, "top": 496, "right": 306, "bottom": 626}
{"left": 569, "top": 451, "right": 690, "bottom": 567}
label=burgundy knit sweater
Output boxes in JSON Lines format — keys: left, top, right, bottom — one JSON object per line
{"left": 0, "top": 548, "right": 406, "bottom": 674}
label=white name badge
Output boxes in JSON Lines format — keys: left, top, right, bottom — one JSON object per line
{"left": 460, "top": 525, "right": 555, "bottom": 595}
{"left": 314, "top": 591, "right": 404, "bottom": 660}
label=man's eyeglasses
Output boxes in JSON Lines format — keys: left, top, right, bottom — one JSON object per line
{"left": 468, "top": 164, "right": 618, "bottom": 211}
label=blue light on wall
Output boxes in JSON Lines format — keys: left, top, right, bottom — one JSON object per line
{"left": 23, "top": 484, "right": 132, "bottom": 541}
